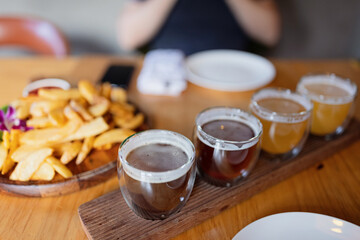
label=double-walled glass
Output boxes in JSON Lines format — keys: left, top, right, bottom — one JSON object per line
{"left": 118, "top": 130, "right": 196, "bottom": 220}
{"left": 250, "top": 88, "right": 313, "bottom": 160}
{"left": 297, "top": 74, "right": 357, "bottom": 139}
{"left": 194, "top": 107, "right": 262, "bottom": 187}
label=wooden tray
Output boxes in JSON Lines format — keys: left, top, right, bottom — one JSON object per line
{"left": 78, "top": 120, "right": 360, "bottom": 240}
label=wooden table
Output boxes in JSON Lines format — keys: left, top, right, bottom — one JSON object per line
{"left": 0, "top": 56, "right": 359, "bottom": 240}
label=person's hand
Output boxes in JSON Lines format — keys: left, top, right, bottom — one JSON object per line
{"left": 226, "top": 0, "right": 281, "bottom": 46}
{"left": 117, "top": 0, "right": 178, "bottom": 51}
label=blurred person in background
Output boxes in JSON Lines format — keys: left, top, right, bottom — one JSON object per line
{"left": 117, "top": 0, "right": 281, "bottom": 55}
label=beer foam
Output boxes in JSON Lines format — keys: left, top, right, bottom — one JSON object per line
{"left": 119, "top": 130, "right": 195, "bottom": 183}
{"left": 297, "top": 74, "right": 357, "bottom": 105}
{"left": 250, "top": 88, "right": 312, "bottom": 123}
{"left": 195, "top": 108, "right": 262, "bottom": 151}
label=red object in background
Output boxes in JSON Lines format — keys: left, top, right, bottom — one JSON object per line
{"left": 0, "top": 17, "right": 69, "bottom": 57}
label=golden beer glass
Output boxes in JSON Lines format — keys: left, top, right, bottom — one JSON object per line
{"left": 297, "top": 74, "right": 357, "bottom": 139}
{"left": 250, "top": 88, "right": 313, "bottom": 160}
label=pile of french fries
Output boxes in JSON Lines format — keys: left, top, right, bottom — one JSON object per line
{"left": 0, "top": 80, "right": 144, "bottom": 181}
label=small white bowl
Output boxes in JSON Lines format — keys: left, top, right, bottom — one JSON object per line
{"left": 22, "top": 78, "right": 71, "bottom": 97}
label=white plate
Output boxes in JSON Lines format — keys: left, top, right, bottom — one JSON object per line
{"left": 233, "top": 212, "right": 360, "bottom": 240}
{"left": 186, "top": 50, "right": 275, "bottom": 91}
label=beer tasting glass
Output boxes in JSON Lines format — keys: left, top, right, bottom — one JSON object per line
{"left": 118, "top": 130, "right": 196, "bottom": 220}
{"left": 194, "top": 107, "right": 262, "bottom": 187}
{"left": 297, "top": 74, "right": 357, "bottom": 139}
{"left": 250, "top": 88, "right": 313, "bottom": 160}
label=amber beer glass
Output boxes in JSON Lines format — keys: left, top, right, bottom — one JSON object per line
{"left": 118, "top": 130, "right": 196, "bottom": 220}
{"left": 297, "top": 74, "right": 357, "bottom": 138}
{"left": 194, "top": 107, "right": 262, "bottom": 187}
{"left": 250, "top": 88, "right": 313, "bottom": 160}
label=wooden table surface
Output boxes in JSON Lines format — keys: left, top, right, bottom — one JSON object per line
{"left": 0, "top": 56, "right": 359, "bottom": 240}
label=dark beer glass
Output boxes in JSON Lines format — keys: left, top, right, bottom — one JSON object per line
{"left": 118, "top": 130, "right": 196, "bottom": 220}
{"left": 194, "top": 107, "right": 262, "bottom": 187}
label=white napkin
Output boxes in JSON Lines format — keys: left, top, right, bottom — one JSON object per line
{"left": 137, "top": 49, "right": 187, "bottom": 96}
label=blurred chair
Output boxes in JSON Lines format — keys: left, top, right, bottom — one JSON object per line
{"left": 0, "top": 17, "right": 69, "bottom": 57}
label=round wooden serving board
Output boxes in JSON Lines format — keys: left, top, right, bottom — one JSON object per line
{"left": 0, "top": 113, "right": 150, "bottom": 198}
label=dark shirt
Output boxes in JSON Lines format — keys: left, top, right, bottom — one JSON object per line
{"left": 145, "top": 0, "right": 250, "bottom": 55}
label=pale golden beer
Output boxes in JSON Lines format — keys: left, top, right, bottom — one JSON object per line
{"left": 250, "top": 88, "right": 313, "bottom": 160}
{"left": 297, "top": 74, "right": 357, "bottom": 138}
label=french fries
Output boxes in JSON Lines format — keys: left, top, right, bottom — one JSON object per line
{"left": 76, "top": 136, "right": 95, "bottom": 165}
{"left": 2, "top": 131, "right": 10, "bottom": 149}
{"left": 11, "top": 145, "right": 40, "bottom": 162}
{"left": 94, "top": 129, "right": 135, "bottom": 149}
{"left": 20, "top": 118, "right": 81, "bottom": 146}
{"left": 0, "top": 144, "right": 8, "bottom": 171}
{"left": 49, "top": 108, "right": 67, "bottom": 126}
{"left": 114, "top": 113, "right": 144, "bottom": 130}
{"left": 100, "top": 82, "right": 112, "bottom": 99}
{"left": 30, "top": 100, "right": 67, "bottom": 117}
{"left": 64, "top": 117, "right": 109, "bottom": 141}
{"left": 1, "top": 80, "right": 145, "bottom": 181}
{"left": 70, "top": 100, "right": 93, "bottom": 121}
{"left": 88, "top": 97, "right": 110, "bottom": 117}
{"left": 64, "top": 105, "right": 83, "bottom": 123}
{"left": 9, "top": 148, "right": 53, "bottom": 181}
{"left": 45, "top": 156, "right": 72, "bottom": 178}
{"left": 31, "top": 162, "right": 55, "bottom": 181}
{"left": 38, "top": 89, "right": 81, "bottom": 100}
{"left": 16, "top": 104, "right": 31, "bottom": 120}
{"left": 111, "top": 87, "right": 127, "bottom": 103}
{"left": 60, "top": 141, "right": 82, "bottom": 164}
{"left": 78, "top": 80, "right": 98, "bottom": 104}
{"left": 109, "top": 103, "right": 130, "bottom": 117}
{"left": 27, "top": 117, "right": 53, "bottom": 128}
{"left": 2, "top": 130, "right": 20, "bottom": 174}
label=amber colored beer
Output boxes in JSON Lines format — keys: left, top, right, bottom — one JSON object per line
{"left": 254, "top": 98, "right": 308, "bottom": 154}
{"left": 297, "top": 75, "right": 357, "bottom": 137}
{"left": 196, "top": 119, "right": 258, "bottom": 186}
{"left": 194, "top": 107, "right": 262, "bottom": 187}
{"left": 250, "top": 88, "right": 312, "bottom": 159}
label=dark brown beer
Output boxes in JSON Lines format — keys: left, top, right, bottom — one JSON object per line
{"left": 196, "top": 119, "right": 259, "bottom": 187}
{"left": 121, "top": 143, "right": 194, "bottom": 219}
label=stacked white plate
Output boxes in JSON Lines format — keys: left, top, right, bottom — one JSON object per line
{"left": 186, "top": 50, "right": 276, "bottom": 92}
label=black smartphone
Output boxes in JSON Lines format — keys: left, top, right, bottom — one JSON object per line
{"left": 100, "top": 65, "right": 135, "bottom": 89}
